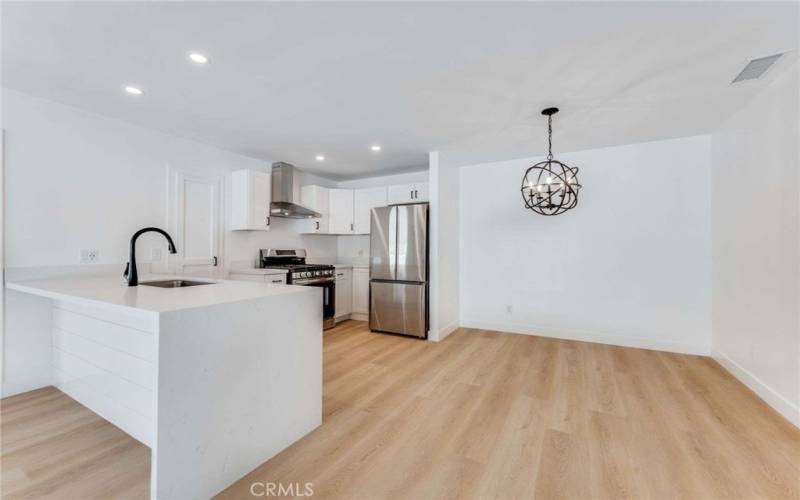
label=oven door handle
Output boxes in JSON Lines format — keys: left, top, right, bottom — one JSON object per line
{"left": 293, "top": 278, "right": 335, "bottom": 285}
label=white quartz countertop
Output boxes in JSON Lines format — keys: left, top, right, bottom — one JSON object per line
{"left": 6, "top": 274, "right": 313, "bottom": 314}
{"left": 229, "top": 268, "right": 289, "bottom": 275}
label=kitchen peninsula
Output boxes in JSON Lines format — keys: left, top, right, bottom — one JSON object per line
{"left": 5, "top": 275, "right": 322, "bottom": 499}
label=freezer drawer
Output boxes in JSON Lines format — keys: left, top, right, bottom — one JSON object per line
{"left": 369, "top": 281, "right": 427, "bottom": 338}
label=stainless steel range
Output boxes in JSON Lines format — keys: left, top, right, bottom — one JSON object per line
{"left": 259, "top": 249, "right": 336, "bottom": 329}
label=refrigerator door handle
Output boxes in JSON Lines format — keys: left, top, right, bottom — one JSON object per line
{"left": 389, "top": 205, "right": 397, "bottom": 280}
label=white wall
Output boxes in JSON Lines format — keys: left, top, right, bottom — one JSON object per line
{"left": 1, "top": 90, "right": 339, "bottom": 271}
{"left": 2, "top": 90, "right": 253, "bottom": 269}
{"left": 428, "top": 152, "right": 460, "bottom": 341}
{"left": 459, "top": 135, "right": 712, "bottom": 354}
{"left": 711, "top": 62, "right": 799, "bottom": 426}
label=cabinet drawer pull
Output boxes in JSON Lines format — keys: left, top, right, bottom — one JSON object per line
{"left": 271, "top": 279, "right": 283, "bottom": 283}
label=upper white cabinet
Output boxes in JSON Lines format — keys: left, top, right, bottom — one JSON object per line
{"left": 231, "top": 169, "right": 271, "bottom": 231}
{"left": 294, "top": 181, "right": 426, "bottom": 235}
{"left": 297, "top": 185, "right": 330, "bottom": 234}
{"left": 329, "top": 189, "right": 355, "bottom": 234}
{"left": 387, "top": 182, "right": 429, "bottom": 204}
{"left": 413, "top": 182, "right": 429, "bottom": 202}
{"left": 353, "top": 187, "right": 387, "bottom": 234}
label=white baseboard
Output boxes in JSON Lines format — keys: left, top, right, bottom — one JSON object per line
{"left": 713, "top": 350, "right": 800, "bottom": 428}
{"left": 460, "top": 318, "right": 710, "bottom": 356}
{"left": 430, "top": 321, "right": 459, "bottom": 342}
{"left": 1, "top": 376, "right": 51, "bottom": 399}
{"left": 335, "top": 313, "right": 368, "bottom": 323}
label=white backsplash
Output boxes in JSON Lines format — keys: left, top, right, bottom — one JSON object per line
{"left": 226, "top": 216, "right": 339, "bottom": 267}
{"left": 336, "top": 235, "right": 370, "bottom": 265}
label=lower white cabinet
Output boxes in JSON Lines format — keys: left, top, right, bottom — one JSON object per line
{"left": 334, "top": 268, "right": 352, "bottom": 321}
{"left": 352, "top": 267, "right": 369, "bottom": 317}
{"left": 264, "top": 274, "right": 287, "bottom": 284}
{"left": 228, "top": 272, "right": 287, "bottom": 284}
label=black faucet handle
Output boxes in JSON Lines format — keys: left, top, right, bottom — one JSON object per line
{"left": 123, "top": 262, "right": 130, "bottom": 279}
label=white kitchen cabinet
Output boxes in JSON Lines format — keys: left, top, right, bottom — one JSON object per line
{"left": 353, "top": 187, "right": 387, "bottom": 234}
{"left": 228, "top": 273, "right": 263, "bottom": 283}
{"left": 296, "top": 185, "right": 330, "bottom": 234}
{"left": 264, "top": 274, "right": 287, "bottom": 284}
{"left": 231, "top": 169, "right": 271, "bottom": 231}
{"left": 228, "top": 272, "right": 287, "bottom": 284}
{"left": 329, "top": 188, "right": 355, "bottom": 234}
{"left": 352, "top": 267, "right": 369, "bottom": 318}
{"left": 334, "top": 268, "right": 352, "bottom": 321}
{"left": 413, "top": 182, "right": 429, "bottom": 202}
{"left": 386, "top": 182, "right": 429, "bottom": 204}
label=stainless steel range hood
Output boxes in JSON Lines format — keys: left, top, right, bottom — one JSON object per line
{"left": 270, "top": 162, "right": 321, "bottom": 219}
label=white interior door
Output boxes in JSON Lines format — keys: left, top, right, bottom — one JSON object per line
{"left": 171, "top": 171, "right": 222, "bottom": 277}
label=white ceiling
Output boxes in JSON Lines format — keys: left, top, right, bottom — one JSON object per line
{"left": 2, "top": 2, "right": 797, "bottom": 178}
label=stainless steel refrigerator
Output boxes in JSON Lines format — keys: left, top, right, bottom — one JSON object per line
{"left": 369, "top": 203, "right": 429, "bottom": 338}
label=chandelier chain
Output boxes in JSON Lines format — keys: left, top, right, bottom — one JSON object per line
{"left": 547, "top": 115, "right": 553, "bottom": 160}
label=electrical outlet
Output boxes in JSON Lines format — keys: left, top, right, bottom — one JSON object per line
{"left": 505, "top": 305, "right": 513, "bottom": 315}
{"left": 151, "top": 248, "right": 163, "bottom": 261}
{"left": 80, "top": 249, "right": 99, "bottom": 263}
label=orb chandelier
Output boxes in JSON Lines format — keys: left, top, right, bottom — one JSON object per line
{"left": 521, "top": 107, "right": 582, "bottom": 216}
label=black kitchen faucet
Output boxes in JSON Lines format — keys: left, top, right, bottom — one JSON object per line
{"left": 124, "top": 227, "right": 177, "bottom": 286}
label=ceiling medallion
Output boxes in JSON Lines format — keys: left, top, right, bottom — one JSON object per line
{"left": 520, "top": 107, "right": 582, "bottom": 216}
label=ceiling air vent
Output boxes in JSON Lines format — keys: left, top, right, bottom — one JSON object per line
{"left": 731, "top": 53, "right": 783, "bottom": 84}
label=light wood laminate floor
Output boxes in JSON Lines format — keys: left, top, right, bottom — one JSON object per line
{"left": 2, "top": 320, "right": 798, "bottom": 499}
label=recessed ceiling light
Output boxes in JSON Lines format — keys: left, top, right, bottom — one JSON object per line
{"left": 371, "top": 145, "right": 382, "bottom": 152}
{"left": 188, "top": 52, "right": 209, "bottom": 64}
{"left": 124, "top": 86, "right": 143, "bottom": 95}
{"left": 315, "top": 155, "right": 325, "bottom": 161}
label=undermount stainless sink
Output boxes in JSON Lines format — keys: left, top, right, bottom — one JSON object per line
{"left": 140, "top": 280, "right": 215, "bottom": 288}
